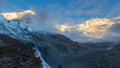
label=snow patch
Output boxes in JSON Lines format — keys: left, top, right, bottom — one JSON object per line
{"left": 35, "top": 48, "right": 51, "bottom": 68}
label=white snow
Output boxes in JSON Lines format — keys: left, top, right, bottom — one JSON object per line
{"left": 35, "top": 48, "right": 51, "bottom": 68}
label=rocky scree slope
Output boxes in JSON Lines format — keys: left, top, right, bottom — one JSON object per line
{"left": 0, "top": 34, "right": 42, "bottom": 68}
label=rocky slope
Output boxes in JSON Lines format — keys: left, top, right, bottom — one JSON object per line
{"left": 76, "top": 42, "right": 120, "bottom": 68}
{"left": 0, "top": 34, "right": 42, "bottom": 68}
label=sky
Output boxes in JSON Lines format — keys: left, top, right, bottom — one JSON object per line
{"left": 1, "top": 0, "right": 120, "bottom": 24}
{"left": 0, "top": 0, "right": 120, "bottom": 42}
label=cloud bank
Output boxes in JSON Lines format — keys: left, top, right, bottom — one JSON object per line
{"left": 0, "top": 0, "right": 120, "bottom": 42}
{"left": 56, "top": 18, "right": 120, "bottom": 42}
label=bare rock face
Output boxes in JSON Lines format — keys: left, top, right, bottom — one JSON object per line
{"left": 0, "top": 34, "right": 42, "bottom": 68}
{"left": 0, "top": 34, "right": 22, "bottom": 47}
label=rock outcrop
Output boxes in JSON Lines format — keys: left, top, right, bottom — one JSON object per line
{"left": 0, "top": 34, "right": 42, "bottom": 68}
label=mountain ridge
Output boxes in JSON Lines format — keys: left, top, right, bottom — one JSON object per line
{"left": 0, "top": 13, "right": 120, "bottom": 68}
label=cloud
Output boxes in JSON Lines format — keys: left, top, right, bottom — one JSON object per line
{"left": 0, "top": 0, "right": 120, "bottom": 42}
{"left": 56, "top": 18, "right": 113, "bottom": 37}
{"left": 109, "top": 24, "right": 120, "bottom": 34}
{"left": 24, "top": 9, "right": 58, "bottom": 33}
{"left": 1, "top": 10, "right": 36, "bottom": 20}
{"left": 56, "top": 18, "right": 120, "bottom": 42}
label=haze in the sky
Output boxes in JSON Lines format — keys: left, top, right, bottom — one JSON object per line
{"left": 0, "top": 0, "right": 120, "bottom": 42}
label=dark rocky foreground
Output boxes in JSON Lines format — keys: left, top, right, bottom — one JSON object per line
{"left": 1, "top": 33, "right": 120, "bottom": 68}
{"left": 0, "top": 34, "right": 42, "bottom": 68}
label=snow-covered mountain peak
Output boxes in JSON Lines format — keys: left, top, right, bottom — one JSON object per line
{"left": 0, "top": 15, "right": 35, "bottom": 42}
{"left": 0, "top": 10, "right": 54, "bottom": 67}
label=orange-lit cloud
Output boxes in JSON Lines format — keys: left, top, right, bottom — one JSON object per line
{"left": 56, "top": 25, "right": 68, "bottom": 32}
{"left": 56, "top": 18, "right": 118, "bottom": 38}
{"left": 0, "top": 10, "right": 36, "bottom": 20}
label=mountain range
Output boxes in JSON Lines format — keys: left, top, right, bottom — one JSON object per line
{"left": 0, "top": 10, "right": 120, "bottom": 68}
